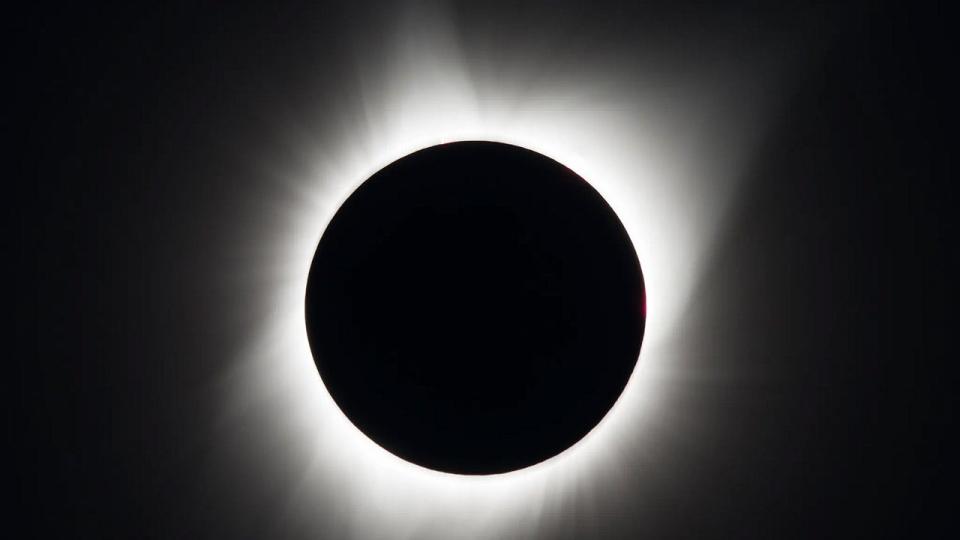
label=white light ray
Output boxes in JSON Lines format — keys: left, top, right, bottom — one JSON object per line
{"left": 218, "top": 2, "right": 800, "bottom": 539}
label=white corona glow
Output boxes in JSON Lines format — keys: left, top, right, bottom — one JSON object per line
{"left": 220, "top": 3, "right": 795, "bottom": 539}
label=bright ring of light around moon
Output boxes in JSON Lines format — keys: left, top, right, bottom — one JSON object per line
{"left": 228, "top": 4, "right": 773, "bottom": 536}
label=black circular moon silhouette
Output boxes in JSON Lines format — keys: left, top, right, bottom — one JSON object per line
{"left": 305, "top": 141, "right": 645, "bottom": 475}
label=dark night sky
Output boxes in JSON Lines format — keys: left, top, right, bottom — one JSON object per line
{"left": 22, "top": 2, "right": 952, "bottom": 538}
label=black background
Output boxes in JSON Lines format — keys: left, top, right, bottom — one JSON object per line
{"left": 22, "top": 1, "right": 952, "bottom": 538}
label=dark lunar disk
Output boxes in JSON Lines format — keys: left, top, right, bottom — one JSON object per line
{"left": 305, "top": 141, "right": 645, "bottom": 474}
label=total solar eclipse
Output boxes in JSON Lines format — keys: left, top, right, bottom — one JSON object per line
{"left": 305, "top": 141, "right": 645, "bottom": 474}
